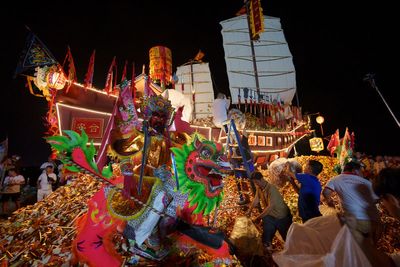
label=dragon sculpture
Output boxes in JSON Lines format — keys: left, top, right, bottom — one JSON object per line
{"left": 46, "top": 91, "right": 234, "bottom": 266}
{"left": 46, "top": 130, "right": 124, "bottom": 267}
{"left": 171, "top": 134, "right": 227, "bottom": 217}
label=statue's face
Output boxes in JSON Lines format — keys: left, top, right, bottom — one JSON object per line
{"left": 150, "top": 111, "right": 168, "bottom": 134}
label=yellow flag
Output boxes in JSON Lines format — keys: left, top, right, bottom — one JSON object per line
{"left": 194, "top": 50, "right": 205, "bottom": 61}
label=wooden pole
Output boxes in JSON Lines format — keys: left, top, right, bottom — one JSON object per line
{"left": 364, "top": 74, "right": 400, "bottom": 128}
{"left": 245, "top": 0, "right": 261, "bottom": 108}
{"left": 190, "top": 61, "right": 196, "bottom": 120}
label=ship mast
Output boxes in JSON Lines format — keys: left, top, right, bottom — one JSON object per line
{"left": 245, "top": 0, "right": 261, "bottom": 113}
{"left": 190, "top": 61, "right": 196, "bottom": 119}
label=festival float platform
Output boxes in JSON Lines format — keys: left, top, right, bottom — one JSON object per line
{"left": 7, "top": 4, "right": 399, "bottom": 266}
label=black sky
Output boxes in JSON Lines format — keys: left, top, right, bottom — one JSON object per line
{"left": 1, "top": 0, "right": 398, "bottom": 166}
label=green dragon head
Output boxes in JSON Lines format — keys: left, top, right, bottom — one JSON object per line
{"left": 46, "top": 130, "right": 113, "bottom": 179}
{"left": 171, "top": 134, "right": 228, "bottom": 215}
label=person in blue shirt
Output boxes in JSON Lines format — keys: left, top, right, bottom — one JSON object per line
{"left": 283, "top": 159, "right": 323, "bottom": 222}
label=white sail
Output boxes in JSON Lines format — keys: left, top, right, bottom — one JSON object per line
{"left": 220, "top": 15, "right": 296, "bottom": 105}
{"left": 174, "top": 62, "right": 215, "bottom": 119}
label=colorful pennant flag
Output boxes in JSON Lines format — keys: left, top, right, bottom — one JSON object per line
{"left": 131, "top": 62, "right": 136, "bottom": 101}
{"left": 339, "top": 127, "right": 352, "bottom": 167}
{"left": 0, "top": 137, "right": 9, "bottom": 186}
{"left": 194, "top": 49, "right": 205, "bottom": 62}
{"left": 14, "top": 29, "right": 58, "bottom": 78}
{"left": 342, "top": 127, "right": 352, "bottom": 151}
{"left": 0, "top": 138, "right": 8, "bottom": 164}
{"left": 236, "top": 4, "right": 247, "bottom": 16}
{"left": 327, "top": 129, "right": 340, "bottom": 156}
{"left": 104, "top": 56, "right": 117, "bottom": 94}
{"left": 121, "top": 60, "right": 128, "bottom": 82}
{"left": 84, "top": 50, "right": 96, "bottom": 89}
{"left": 249, "top": 0, "right": 264, "bottom": 40}
{"left": 62, "top": 46, "right": 77, "bottom": 92}
{"left": 96, "top": 101, "right": 118, "bottom": 170}
{"left": 237, "top": 88, "right": 241, "bottom": 109}
{"left": 143, "top": 75, "right": 153, "bottom": 97}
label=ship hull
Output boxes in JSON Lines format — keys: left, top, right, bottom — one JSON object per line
{"left": 190, "top": 123, "right": 310, "bottom": 165}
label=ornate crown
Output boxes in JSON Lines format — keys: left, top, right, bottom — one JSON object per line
{"left": 140, "top": 95, "right": 174, "bottom": 122}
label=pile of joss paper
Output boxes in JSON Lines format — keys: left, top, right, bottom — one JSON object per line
{"left": 0, "top": 156, "right": 399, "bottom": 266}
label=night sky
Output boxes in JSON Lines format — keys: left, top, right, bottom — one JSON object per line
{"left": 1, "top": 0, "right": 398, "bottom": 167}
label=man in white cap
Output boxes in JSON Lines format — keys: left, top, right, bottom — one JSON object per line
{"left": 37, "top": 165, "right": 57, "bottom": 201}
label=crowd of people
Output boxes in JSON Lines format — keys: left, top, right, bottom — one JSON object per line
{"left": 243, "top": 154, "right": 400, "bottom": 266}
{"left": 354, "top": 151, "right": 400, "bottom": 178}
{"left": 0, "top": 155, "right": 71, "bottom": 215}
{"left": 1, "top": 143, "right": 399, "bottom": 266}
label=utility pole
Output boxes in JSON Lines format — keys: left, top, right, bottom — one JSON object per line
{"left": 364, "top": 73, "right": 400, "bottom": 128}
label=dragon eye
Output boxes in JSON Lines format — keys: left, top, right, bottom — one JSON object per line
{"left": 92, "top": 235, "right": 103, "bottom": 249}
{"left": 77, "top": 240, "right": 85, "bottom": 252}
{"left": 200, "top": 148, "right": 212, "bottom": 159}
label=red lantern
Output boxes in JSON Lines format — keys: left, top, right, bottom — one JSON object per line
{"left": 47, "top": 66, "right": 66, "bottom": 90}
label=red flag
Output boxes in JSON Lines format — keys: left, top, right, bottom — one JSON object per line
{"left": 327, "top": 129, "right": 340, "bottom": 156}
{"left": 236, "top": 4, "right": 246, "bottom": 16}
{"left": 121, "top": 60, "right": 128, "bottom": 82}
{"left": 350, "top": 132, "right": 355, "bottom": 150}
{"left": 96, "top": 101, "right": 118, "bottom": 170}
{"left": 339, "top": 127, "right": 351, "bottom": 166}
{"left": 0, "top": 137, "right": 8, "bottom": 163}
{"left": 342, "top": 127, "right": 351, "bottom": 150}
{"left": 62, "top": 46, "right": 77, "bottom": 93}
{"left": 144, "top": 75, "right": 154, "bottom": 97}
{"left": 104, "top": 56, "right": 117, "bottom": 94}
{"left": 238, "top": 88, "right": 241, "bottom": 108}
{"left": 193, "top": 49, "right": 205, "bottom": 62}
{"left": 131, "top": 62, "right": 136, "bottom": 103}
{"left": 170, "top": 74, "right": 175, "bottom": 89}
{"left": 84, "top": 50, "right": 96, "bottom": 89}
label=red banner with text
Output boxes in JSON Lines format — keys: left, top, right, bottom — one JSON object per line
{"left": 249, "top": 0, "right": 264, "bottom": 40}
{"left": 71, "top": 118, "right": 104, "bottom": 139}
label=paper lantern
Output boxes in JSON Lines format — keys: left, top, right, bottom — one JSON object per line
{"left": 149, "top": 46, "right": 172, "bottom": 85}
{"left": 309, "top": 137, "right": 324, "bottom": 152}
{"left": 316, "top": 115, "right": 325, "bottom": 124}
{"left": 47, "top": 67, "right": 66, "bottom": 90}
